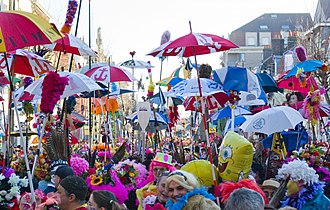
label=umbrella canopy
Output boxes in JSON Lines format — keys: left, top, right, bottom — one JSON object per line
{"left": 183, "top": 92, "right": 228, "bottom": 112}
{"left": 255, "top": 73, "right": 280, "bottom": 93}
{"left": 109, "top": 89, "right": 137, "bottom": 96}
{"left": 24, "top": 72, "right": 102, "bottom": 99}
{"left": 277, "top": 70, "right": 318, "bottom": 93}
{"left": 119, "top": 59, "right": 154, "bottom": 69}
{"left": 147, "top": 32, "right": 238, "bottom": 57}
{"left": 223, "top": 115, "right": 248, "bottom": 134}
{"left": 284, "top": 60, "right": 323, "bottom": 78}
{"left": 84, "top": 64, "right": 137, "bottom": 83}
{"left": 156, "top": 77, "right": 184, "bottom": 87}
{"left": 0, "top": 49, "right": 54, "bottom": 77}
{"left": 44, "top": 33, "right": 97, "bottom": 57}
{"left": 210, "top": 106, "right": 251, "bottom": 123}
{"left": 0, "top": 10, "right": 62, "bottom": 52}
{"left": 166, "top": 78, "right": 223, "bottom": 97}
{"left": 240, "top": 106, "right": 304, "bottom": 135}
{"left": 126, "top": 111, "right": 168, "bottom": 125}
{"left": 213, "top": 66, "right": 261, "bottom": 93}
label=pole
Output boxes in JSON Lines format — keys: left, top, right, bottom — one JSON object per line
{"left": 189, "top": 21, "right": 219, "bottom": 205}
{"left": 88, "top": 0, "right": 93, "bottom": 167}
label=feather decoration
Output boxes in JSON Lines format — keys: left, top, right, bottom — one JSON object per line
{"left": 303, "top": 90, "right": 321, "bottom": 126}
{"left": 60, "top": 0, "right": 79, "bottom": 33}
{"left": 160, "top": 30, "right": 171, "bottom": 45}
{"left": 295, "top": 45, "right": 307, "bottom": 62}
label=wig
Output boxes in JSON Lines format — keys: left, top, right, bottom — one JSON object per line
{"left": 277, "top": 159, "right": 319, "bottom": 186}
{"left": 166, "top": 170, "right": 200, "bottom": 192}
{"left": 219, "top": 178, "right": 268, "bottom": 204}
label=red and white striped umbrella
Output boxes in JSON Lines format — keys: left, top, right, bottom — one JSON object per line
{"left": 44, "top": 33, "right": 97, "bottom": 57}
{"left": 147, "top": 32, "right": 238, "bottom": 57}
{"left": 84, "top": 64, "right": 137, "bottom": 83}
{"left": 183, "top": 91, "right": 228, "bottom": 112}
{"left": 0, "top": 49, "right": 54, "bottom": 77}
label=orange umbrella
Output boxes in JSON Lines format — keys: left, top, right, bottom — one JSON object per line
{"left": 0, "top": 10, "right": 62, "bottom": 52}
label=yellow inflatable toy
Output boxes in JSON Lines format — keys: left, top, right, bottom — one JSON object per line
{"left": 181, "top": 159, "right": 219, "bottom": 187}
{"left": 218, "top": 131, "right": 253, "bottom": 182}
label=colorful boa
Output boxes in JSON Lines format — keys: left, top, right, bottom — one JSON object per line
{"left": 40, "top": 71, "right": 69, "bottom": 114}
{"left": 61, "top": 0, "right": 79, "bottom": 33}
{"left": 303, "top": 90, "right": 321, "bottom": 126}
{"left": 165, "top": 188, "right": 215, "bottom": 210}
{"left": 281, "top": 181, "right": 325, "bottom": 209}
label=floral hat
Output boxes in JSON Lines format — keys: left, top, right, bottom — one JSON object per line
{"left": 152, "top": 152, "right": 172, "bottom": 166}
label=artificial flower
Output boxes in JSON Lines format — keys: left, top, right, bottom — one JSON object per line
{"left": 90, "top": 175, "right": 103, "bottom": 186}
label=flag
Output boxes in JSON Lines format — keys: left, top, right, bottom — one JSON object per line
{"left": 271, "top": 133, "right": 287, "bottom": 160}
{"left": 68, "top": 132, "right": 78, "bottom": 144}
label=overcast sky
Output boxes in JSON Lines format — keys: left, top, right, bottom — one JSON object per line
{"left": 39, "top": 0, "right": 318, "bottom": 79}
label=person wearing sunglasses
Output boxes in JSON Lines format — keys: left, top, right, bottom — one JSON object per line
{"left": 165, "top": 170, "right": 220, "bottom": 210}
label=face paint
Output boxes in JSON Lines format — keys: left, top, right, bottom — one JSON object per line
{"left": 218, "top": 131, "right": 254, "bottom": 182}
{"left": 287, "top": 180, "right": 300, "bottom": 196}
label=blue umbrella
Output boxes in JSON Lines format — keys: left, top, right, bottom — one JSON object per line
{"left": 108, "top": 89, "right": 137, "bottom": 96}
{"left": 284, "top": 60, "right": 323, "bottom": 78}
{"left": 223, "top": 115, "right": 247, "bottom": 133}
{"left": 210, "top": 106, "right": 251, "bottom": 123}
{"left": 255, "top": 73, "right": 280, "bottom": 93}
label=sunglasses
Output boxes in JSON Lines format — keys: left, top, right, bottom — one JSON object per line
{"left": 168, "top": 171, "right": 187, "bottom": 181}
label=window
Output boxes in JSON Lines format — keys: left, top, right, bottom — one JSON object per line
{"left": 247, "top": 37, "right": 256, "bottom": 46}
{"left": 271, "top": 14, "right": 278, "bottom": 19}
{"left": 261, "top": 37, "right": 270, "bottom": 45}
{"left": 260, "top": 25, "right": 268, "bottom": 30}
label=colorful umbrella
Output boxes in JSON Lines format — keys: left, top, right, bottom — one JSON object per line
{"left": 284, "top": 60, "right": 323, "bottom": 78}
{"left": 118, "top": 59, "right": 154, "bottom": 69}
{"left": 156, "top": 77, "right": 184, "bottom": 87}
{"left": 126, "top": 111, "right": 168, "bottom": 125}
{"left": 24, "top": 72, "right": 102, "bottom": 99}
{"left": 166, "top": 78, "right": 223, "bottom": 97}
{"left": 277, "top": 70, "right": 318, "bottom": 93}
{"left": 0, "top": 10, "right": 62, "bottom": 52}
{"left": 183, "top": 92, "right": 228, "bottom": 112}
{"left": 44, "top": 33, "right": 97, "bottom": 56}
{"left": 210, "top": 106, "right": 251, "bottom": 123}
{"left": 84, "top": 64, "right": 137, "bottom": 83}
{"left": 147, "top": 32, "right": 238, "bottom": 57}
{"left": 255, "top": 72, "right": 280, "bottom": 93}
{"left": 240, "top": 106, "right": 304, "bottom": 135}
{"left": 108, "top": 89, "right": 137, "bottom": 96}
{"left": 0, "top": 49, "right": 54, "bottom": 77}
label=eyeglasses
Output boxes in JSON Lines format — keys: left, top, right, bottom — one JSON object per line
{"left": 168, "top": 171, "right": 187, "bottom": 181}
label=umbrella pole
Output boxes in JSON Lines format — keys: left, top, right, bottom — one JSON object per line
{"left": 231, "top": 105, "right": 235, "bottom": 131}
{"left": 189, "top": 21, "right": 219, "bottom": 205}
{"left": 31, "top": 115, "right": 47, "bottom": 175}
{"left": 1, "top": 102, "right": 7, "bottom": 174}
{"left": 4, "top": 53, "right": 36, "bottom": 203}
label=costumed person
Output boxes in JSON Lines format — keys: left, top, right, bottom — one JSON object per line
{"left": 277, "top": 159, "right": 330, "bottom": 210}
{"left": 88, "top": 190, "right": 126, "bottom": 210}
{"left": 261, "top": 179, "right": 281, "bottom": 203}
{"left": 165, "top": 170, "right": 220, "bottom": 210}
{"left": 136, "top": 152, "right": 175, "bottom": 210}
{"left": 143, "top": 171, "right": 170, "bottom": 210}
{"left": 223, "top": 187, "right": 265, "bottom": 210}
{"left": 218, "top": 178, "right": 268, "bottom": 208}
{"left": 286, "top": 92, "right": 304, "bottom": 110}
{"left": 217, "top": 131, "right": 254, "bottom": 182}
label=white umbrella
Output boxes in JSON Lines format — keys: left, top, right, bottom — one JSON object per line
{"left": 24, "top": 72, "right": 102, "bottom": 99}
{"left": 240, "top": 106, "right": 304, "bottom": 135}
{"left": 126, "top": 111, "right": 168, "bottom": 125}
{"left": 166, "top": 78, "right": 223, "bottom": 97}
{"left": 119, "top": 59, "right": 154, "bottom": 69}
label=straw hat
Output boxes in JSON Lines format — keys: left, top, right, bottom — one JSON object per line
{"left": 261, "top": 179, "right": 280, "bottom": 190}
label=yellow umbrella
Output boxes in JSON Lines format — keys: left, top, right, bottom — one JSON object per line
{"left": 181, "top": 160, "right": 219, "bottom": 187}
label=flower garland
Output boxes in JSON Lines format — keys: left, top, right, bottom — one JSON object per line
{"left": 40, "top": 71, "right": 69, "bottom": 114}
{"left": 60, "top": 0, "right": 79, "bottom": 33}
{"left": 86, "top": 168, "right": 128, "bottom": 204}
{"left": 0, "top": 173, "right": 29, "bottom": 208}
{"left": 112, "top": 159, "right": 148, "bottom": 191}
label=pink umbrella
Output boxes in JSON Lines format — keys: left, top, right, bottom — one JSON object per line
{"left": 147, "top": 32, "right": 238, "bottom": 57}
{"left": 277, "top": 70, "right": 318, "bottom": 93}
{"left": 0, "top": 49, "right": 54, "bottom": 77}
{"left": 84, "top": 64, "right": 137, "bottom": 83}
{"left": 44, "top": 33, "right": 97, "bottom": 57}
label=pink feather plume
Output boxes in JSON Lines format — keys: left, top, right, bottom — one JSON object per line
{"left": 295, "top": 45, "right": 307, "bottom": 62}
{"left": 160, "top": 30, "right": 171, "bottom": 45}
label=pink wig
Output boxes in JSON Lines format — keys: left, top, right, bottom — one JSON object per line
{"left": 137, "top": 160, "right": 176, "bottom": 188}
